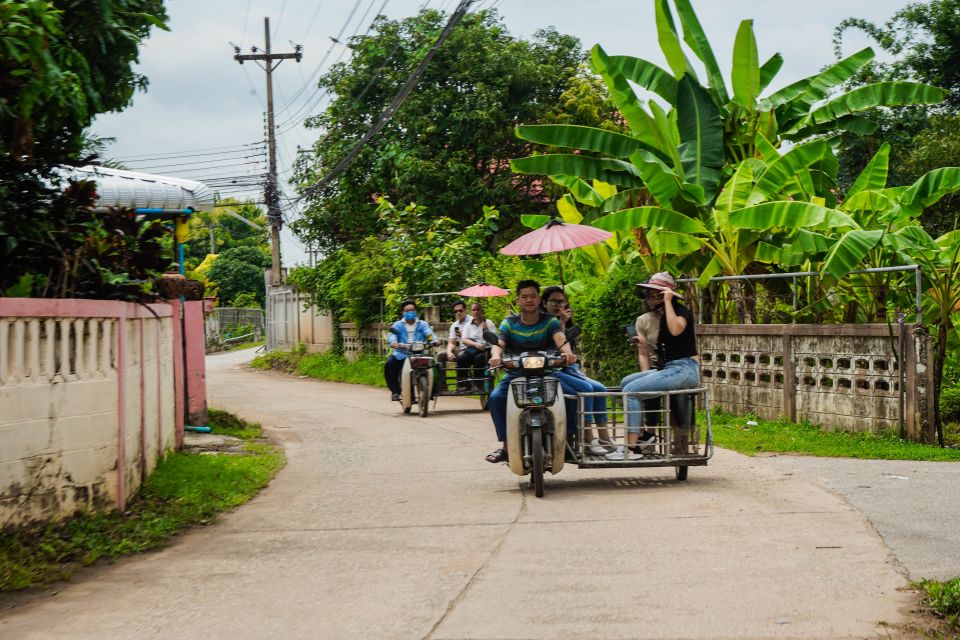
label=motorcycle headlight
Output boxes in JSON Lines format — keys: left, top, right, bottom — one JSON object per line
{"left": 520, "top": 355, "right": 545, "bottom": 369}
{"left": 411, "top": 342, "right": 425, "bottom": 353}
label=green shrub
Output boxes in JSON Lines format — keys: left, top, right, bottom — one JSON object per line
{"left": 250, "top": 344, "right": 306, "bottom": 373}
{"left": 569, "top": 261, "right": 651, "bottom": 386}
{"left": 940, "top": 385, "right": 960, "bottom": 422}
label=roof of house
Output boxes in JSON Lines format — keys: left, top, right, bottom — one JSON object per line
{"left": 65, "top": 165, "right": 215, "bottom": 214}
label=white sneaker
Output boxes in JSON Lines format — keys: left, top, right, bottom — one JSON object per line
{"left": 638, "top": 432, "right": 657, "bottom": 454}
{"left": 605, "top": 446, "right": 641, "bottom": 461}
{"left": 588, "top": 438, "right": 608, "bottom": 456}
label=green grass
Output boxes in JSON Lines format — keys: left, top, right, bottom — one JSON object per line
{"left": 916, "top": 577, "right": 960, "bottom": 630}
{"left": 0, "top": 410, "right": 284, "bottom": 591}
{"left": 226, "top": 339, "right": 264, "bottom": 352}
{"left": 709, "top": 408, "right": 960, "bottom": 461}
{"left": 252, "top": 346, "right": 386, "bottom": 388}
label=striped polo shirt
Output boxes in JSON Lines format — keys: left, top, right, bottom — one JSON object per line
{"left": 498, "top": 311, "right": 562, "bottom": 354}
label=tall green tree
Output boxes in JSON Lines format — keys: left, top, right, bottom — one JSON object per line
{"left": 291, "top": 8, "right": 596, "bottom": 252}
{"left": 834, "top": 0, "right": 960, "bottom": 236}
{"left": 0, "top": 0, "right": 168, "bottom": 296}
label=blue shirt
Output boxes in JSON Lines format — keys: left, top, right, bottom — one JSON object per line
{"left": 498, "top": 311, "right": 561, "bottom": 354}
{"left": 387, "top": 319, "right": 435, "bottom": 360}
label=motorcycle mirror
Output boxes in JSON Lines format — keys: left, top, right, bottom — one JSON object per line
{"left": 624, "top": 323, "right": 637, "bottom": 337}
{"left": 482, "top": 330, "right": 500, "bottom": 345}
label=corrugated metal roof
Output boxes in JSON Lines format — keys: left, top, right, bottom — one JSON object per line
{"left": 65, "top": 165, "right": 215, "bottom": 213}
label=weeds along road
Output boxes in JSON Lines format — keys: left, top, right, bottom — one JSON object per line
{"left": 0, "top": 348, "right": 916, "bottom": 639}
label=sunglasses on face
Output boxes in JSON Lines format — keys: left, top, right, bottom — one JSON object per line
{"left": 546, "top": 298, "right": 566, "bottom": 306}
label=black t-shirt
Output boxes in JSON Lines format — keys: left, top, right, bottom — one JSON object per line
{"left": 658, "top": 301, "right": 698, "bottom": 363}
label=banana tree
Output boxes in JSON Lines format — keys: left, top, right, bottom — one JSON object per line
{"left": 509, "top": 0, "right": 945, "bottom": 321}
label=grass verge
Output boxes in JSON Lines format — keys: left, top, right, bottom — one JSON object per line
{"left": 252, "top": 346, "right": 385, "bottom": 388}
{"left": 915, "top": 577, "right": 960, "bottom": 636}
{"left": 708, "top": 408, "right": 960, "bottom": 461}
{"left": 0, "top": 410, "right": 284, "bottom": 592}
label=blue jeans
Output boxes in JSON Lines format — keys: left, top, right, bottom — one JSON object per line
{"left": 557, "top": 366, "right": 608, "bottom": 426}
{"left": 489, "top": 371, "right": 580, "bottom": 442}
{"left": 620, "top": 358, "right": 700, "bottom": 434}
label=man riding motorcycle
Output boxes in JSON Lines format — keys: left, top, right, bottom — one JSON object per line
{"left": 484, "top": 280, "right": 576, "bottom": 464}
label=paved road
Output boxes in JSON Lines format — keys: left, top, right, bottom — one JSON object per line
{"left": 0, "top": 349, "right": 922, "bottom": 639}
{"left": 761, "top": 455, "right": 960, "bottom": 581}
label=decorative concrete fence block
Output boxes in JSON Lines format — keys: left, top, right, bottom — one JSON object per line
{"left": 0, "top": 299, "right": 179, "bottom": 527}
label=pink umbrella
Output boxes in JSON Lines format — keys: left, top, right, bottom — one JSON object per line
{"left": 458, "top": 283, "right": 510, "bottom": 297}
{"left": 500, "top": 219, "right": 612, "bottom": 285}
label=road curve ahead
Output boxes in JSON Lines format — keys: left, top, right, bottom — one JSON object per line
{"left": 0, "top": 348, "right": 914, "bottom": 640}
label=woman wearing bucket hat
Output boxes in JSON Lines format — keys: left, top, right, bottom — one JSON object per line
{"left": 606, "top": 272, "right": 700, "bottom": 460}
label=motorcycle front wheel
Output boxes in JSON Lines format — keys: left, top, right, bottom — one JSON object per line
{"left": 417, "top": 375, "right": 430, "bottom": 417}
{"left": 530, "top": 426, "right": 544, "bottom": 498}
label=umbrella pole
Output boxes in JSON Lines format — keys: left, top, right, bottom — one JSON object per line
{"left": 556, "top": 253, "right": 565, "bottom": 287}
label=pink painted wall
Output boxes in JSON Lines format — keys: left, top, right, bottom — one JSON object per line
{"left": 183, "top": 301, "right": 207, "bottom": 427}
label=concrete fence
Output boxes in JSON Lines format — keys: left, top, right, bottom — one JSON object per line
{"left": 265, "top": 285, "right": 334, "bottom": 352}
{"left": 0, "top": 298, "right": 207, "bottom": 528}
{"left": 698, "top": 323, "right": 934, "bottom": 441}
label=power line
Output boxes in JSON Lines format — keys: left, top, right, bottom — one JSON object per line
{"left": 126, "top": 156, "right": 266, "bottom": 172}
{"left": 116, "top": 142, "right": 265, "bottom": 162}
{"left": 273, "top": 0, "right": 364, "bottom": 119}
{"left": 293, "top": 0, "right": 477, "bottom": 206}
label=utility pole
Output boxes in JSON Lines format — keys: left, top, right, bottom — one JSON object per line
{"left": 234, "top": 17, "right": 301, "bottom": 285}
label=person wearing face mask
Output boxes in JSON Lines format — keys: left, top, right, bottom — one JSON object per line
{"left": 385, "top": 299, "right": 437, "bottom": 402}
{"left": 607, "top": 272, "right": 700, "bottom": 461}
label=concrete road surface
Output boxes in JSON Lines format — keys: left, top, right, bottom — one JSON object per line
{"left": 0, "top": 348, "right": 922, "bottom": 639}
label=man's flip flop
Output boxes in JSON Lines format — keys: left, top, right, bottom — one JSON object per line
{"left": 485, "top": 448, "right": 508, "bottom": 463}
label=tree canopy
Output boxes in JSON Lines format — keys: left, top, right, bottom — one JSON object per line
{"left": 291, "top": 8, "right": 605, "bottom": 252}
{"left": 1, "top": 0, "right": 168, "bottom": 298}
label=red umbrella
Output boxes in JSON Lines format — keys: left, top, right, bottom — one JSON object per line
{"left": 500, "top": 219, "right": 612, "bottom": 284}
{"left": 458, "top": 283, "right": 510, "bottom": 297}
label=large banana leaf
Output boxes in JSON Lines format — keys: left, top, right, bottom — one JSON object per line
{"left": 822, "top": 229, "right": 884, "bottom": 279}
{"left": 601, "top": 189, "right": 648, "bottom": 212}
{"left": 591, "top": 46, "right": 668, "bottom": 153}
{"left": 510, "top": 155, "right": 646, "bottom": 189}
{"left": 900, "top": 167, "right": 960, "bottom": 213}
{"left": 655, "top": 0, "right": 691, "bottom": 78}
{"left": 731, "top": 20, "right": 759, "bottom": 108}
{"left": 779, "top": 48, "right": 875, "bottom": 122}
{"left": 608, "top": 55, "right": 678, "bottom": 104}
{"left": 754, "top": 240, "right": 782, "bottom": 263}
{"left": 631, "top": 150, "right": 685, "bottom": 207}
{"left": 761, "top": 47, "right": 873, "bottom": 112}
{"left": 549, "top": 175, "right": 605, "bottom": 208}
{"left": 676, "top": 75, "right": 723, "bottom": 199}
{"left": 840, "top": 190, "right": 893, "bottom": 214}
{"left": 521, "top": 214, "right": 551, "bottom": 229}
{"left": 647, "top": 228, "right": 704, "bottom": 255}
{"left": 785, "top": 82, "right": 946, "bottom": 134}
{"left": 515, "top": 124, "right": 644, "bottom": 159}
{"left": 673, "top": 0, "right": 729, "bottom": 103}
{"left": 648, "top": 101, "right": 681, "bottom": 167}
{"left": 754, "top": 138, "right": 829, "bottom": 198}
{"left": 755, "top": 132, "right": 780, "bottom": 163}
{"left": 846, "top": 143, "right": 890, "bottom": 198}
{"left": 593, "top": 206, "right": 708, "bottom": 234}
{"left": 728, "top": 200, "right": 833, "bottom": 229}
{"left": 758, "top": 53, "right": 783, "bottom": 93}
{"left": 697, "top": 254, "right": 725, "bottom": 286}
{"left": 557, "top": 194, "right": 584, "bottom": 224}
{"left": 790, "top": 114, "right": 879, "bottom": 140}
{"left": 715, "top": 160, "right": 758, "bottom": 213}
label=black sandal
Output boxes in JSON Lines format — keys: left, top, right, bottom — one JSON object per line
{"left": 485, "top": 447, "right": 508, "bottom": 463}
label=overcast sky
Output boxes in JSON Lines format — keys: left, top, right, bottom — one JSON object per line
{"left": 93, "top": 0, "right": 913, "bottom": 265}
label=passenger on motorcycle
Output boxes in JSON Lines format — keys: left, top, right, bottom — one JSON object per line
{"left": 540, "top": 286, "right": 614, "bottom": 456}
{"left": 459, "top": 302, "right": 497, "bottom": 390}
{"left": 384, "top": 300, "right": 438, "bottom": 402}
{"left": 484, "top": 280, "right": 577, "bottom": 464}
{"left": 438, "top": 300, "right": 473, "bottom": 390}
{"left": 607, "top": 272, "right": 700, "bottom": 460}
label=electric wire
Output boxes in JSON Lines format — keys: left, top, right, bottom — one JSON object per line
{"left": 292, "top": 0, "right": 476, "bottom": 206}
{"left": 116, "top": 142, "right": 265, "bottom": 162}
